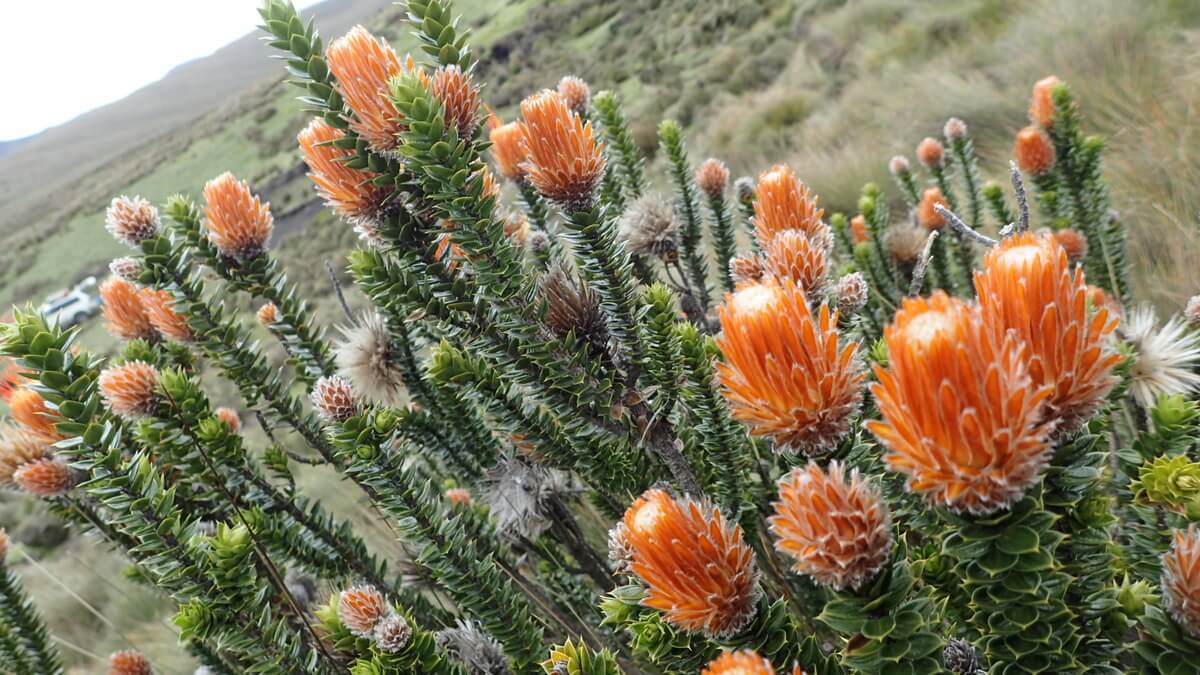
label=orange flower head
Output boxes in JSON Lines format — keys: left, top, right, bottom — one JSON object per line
{"left": 917, "top": 187, "right": 948, "bottom": 230}
{"left": 139, "top": 289, "right": 192, "bottom": 343}
{"left": 257, "top": 302, "right": 279, "bottom": 327}
{"left": 1163, "top": 526, "right": 1200, "bottom": 639}
{"left": 519, "top": 90, "right": 606, "bottom": 211}
{"left": 108, "top": 649, "right": 151, "bottom": 675}
{"left": 431, "top": 65, "right": 480, "bottom": 139}
{"left": 916, "top": 137, "right": 945, "bottom": 168}
{"left": 14, "top": 458, "right": 73, "bottom": 497}
{"left": 325, "top": 26, "right": 409, "bottom": 153}
{"left": 444, "top": 488, "right": 472, "bottom": 506}
{"left": 770, "top": 461, "right": 892, "bottom": 590}
{"left": 716, "top": 281, "right": 863, "bottom": 456}
{"left": 203, "top": 172, "right": 274, "bottom": 260}
{"left": 99, "top": 361, "right": 161, "bottom": 420}
{"left": 105, "top": 196, "right": 160, "bottom": 247}
{"left": 850, "top": 215, "right": 868, "bottom": 244}
{"left": 868, "top": 292, "right": 1054, "bottom": 515}
{"left": 556, "top": 75, "right": 592, "bottom": 116}
{"left": 975, "top": 232, "right": 1121, "bottom": 435}
{"left": 1030, "top": 75, "right": 1061, "bottom": 128}
{"left": 752, "top": 165, "right": 825, "bottom": 246}
{"left": 312, "top": 375, "right": 359, "bottom": 423}
{"left": 100, "top": 277, "right": 156, "bottom": 341}
{"left": 298, "top": 118, "right": 393, "bottom": 226}
{"left": 696, "top": 158, "right": 731, "bottom": 200}
{"left": 1051, "top": 227, "right": 1088, "bottom": 266}
{"left": 1013, "top": 126, "right": 1056, "bottom": 175}
{"left": 489, "top": 120, "right": 529, "bottom": 182}
{"left": 214, "top": 407, "right": 240, "bottom": 433}
{"left": 729, "top": 254, "right": 765, "bottom": 288}
{"left": 702, "top": 650, "right": 776, "bottom": 675}
{"left": 0, "top": 424, "right": 51, "bottom": 485}
{"left": 763, "top": 230, "right": 828, "bottom": 294}
{"left": 623, "top": 489, "right": 759, "bottom": 637}
{"left": 339, "top": 584, "right": 389, "bottom": 637}
{"left": 9, "top": 387, "right": 61, "bottom": 441}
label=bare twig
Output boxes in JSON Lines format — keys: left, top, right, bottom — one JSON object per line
{"left": 908, "top": 230, "right": 940, "bottom": 297}
{"left": 934, "top": 204, "right": 997, "bottom": 248}
{"left": 325, "top": 259, "right": 357, "bottom": 325}
{"left": 1009, "top": 161, "right": 1030, "bottom": 233}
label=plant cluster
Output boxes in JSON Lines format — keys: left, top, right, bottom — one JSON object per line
{"left": 2, "top": 2, "right": 1200, "bottom": 674}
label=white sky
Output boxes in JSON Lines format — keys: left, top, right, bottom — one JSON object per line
{"left": 0, "top": 0, "right": 323, "bottom": 142}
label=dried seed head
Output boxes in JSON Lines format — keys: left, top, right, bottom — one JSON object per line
{"left": 214, "top": 407, "right": 240, "bottom": 433}
{"left": 334, "top": 312, "right": 406, "bottom": 407}
{"left": 1051, "top": 228, "right": 1087, "bottom": 266}
{"left": 734, "top": 176, "right": 755, "bottom": 204}
{"left": 257, "top": 302, "right": 278, "bottom": 327}
{"left": 109, "top": 257, "right": 143, "bottom": 282}
{"left": 528, "top": 230, "right": 550, "bottom": 254}
{"left": 339, "top": 585, "right": 389, "bottom": 637}
{"left": 373, "top": 613, "right": 413, "bottom": 653}
{"left": 105, "top": 196, "right": 160, "bottom": 247}
{"left": 489, "top": 118, "right": 528, "bottom": 182}
{"left": 436, "top": 620, "right": 508, "bottom": 675}
{"left": 868, "top": 292, "right": 1054, "bottom": 515}
{"left": 431, "top": 65, "right": 481, "bottom": 139}
{"left": 623, "top": 489, "right": 760, "bottom": 637}
{"left": 835, "top": 272, "right": 869, "bottom": 314}
{"left": 917, "top": 188, "right": 948, "bottom": 230}
{"left": 716, "top": 281, "right": 863, "bottom": 455}
{"left": 284, "top": 568, "right": 319, "bottom": 609}
{"left": 976, "top": 233, "right": 1121, "bottom": 434}
{"left": 556, "top": 75, "right": 592, "bottom": 117}
{"left": 619, "top": 192, "right": 680, "bottom": 260}
{"left": 943, "top": 638, "right": 981, "bottom": 675}
{"left": 1123, "top": 305, "right": 1200, "bottom": 409}
{"left": 753, "top": 164, "right": 825, "bottom": 245}
{"left": 325, "top": 26, "right": 410, "bottom": 153}
{"left": 696, "top": 158, "right": 731, "bottom": 200}
{"left": 540, "top": 263, "right": 608, "bottom": 349}
{"left": 482, "top": 457, "right": 569, "bottom": 541}
{"left": 100, "top": 277, "right": 156, "bottom": 341}
{"left": 139, "top": 288, "right": 193, "bottom": 343}
{"left": 311, "top": 375, "right": 360, "bottom": 424}
{"left": 943, "top": 117, "right": 968, "bottom": 140}
{"left": 298, "top": 118, "right": 393, "bottom": 227}
{"left": 888, "top": 155, "right": 910, "bottom": 176}
{"left": 1163, "top": 526, "right": 1200, "bottom": 639}
{"left": 519, "top": 90, "right": 606, "bottom": 211}
{"left": 701, "top": 649, "right": 776, "bottom": 675}
{"left": 1030, "top": 75, "right": 1061, "bottom": 128}
{"left": 1013, "top": 126, "right": 1056, "bottom": 175}
{"left": 762, "top": 230, "right": 828, "bottom": 294}
{"left": 850, "top": 214, "right": 868, "bottom": 244}
{"left": 916, "top": 137, "right": 945, "bottom": 168}
{"left": 13, "top": 458, "right": 74, "bottom": 497}
{"left": 770, "top": 461, "right": 892, "bottom": 590}
{"left": 0, "top": 424, "right": 51, "bottom": 486}
{"left": 203, "top": 172, "right": 274, "bottom": 260}
{"left": 99, "top": 361, "right": 162, "bottom": 420}
{"left": 886, "top": 225, "right": 928, "bottom": 265}
{"left": 108, "top": 649, "right": 151, "bottom": 675}
{"left": 607, "top": 521, "right": 635, "bottom": 575}
{"left": 9, "top": 387, "right": 61, "bottom": 441}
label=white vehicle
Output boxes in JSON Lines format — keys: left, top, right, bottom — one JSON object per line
{"left": 38, "top": 277, "right": 100, "bottom": 328}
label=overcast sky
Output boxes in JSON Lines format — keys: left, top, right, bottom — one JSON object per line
{"left": 0, "top": 0, "right": 323, "bottom": 142}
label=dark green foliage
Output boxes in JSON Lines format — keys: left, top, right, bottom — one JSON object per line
{"left": 658, "top": 120, "right": 712, "bottom": 313}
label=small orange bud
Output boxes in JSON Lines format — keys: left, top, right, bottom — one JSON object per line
{"left": 729, "top": 254, "right": 765, "bottom": 288}
{"left": 762, "top": 230, "right": 828, "bottom": 293}
{"left": 1051, "top": 227, "right": 1087, "bottom": 266}
{"left": 105, "top": 196, "right": 160, "bottom": 247}
{"left": 298, "top": 118, "right": 393, "bottom": 228}
{"left": 557, "top": 75, "right": 592, "bottom": 117}
{"left": 888, "top": 155, "right": 911, "bottom": 176}
{"left": 696, "top": 158, "right": 731, "bottom": 200}
{"left": 849, "top": 214, "right": 868, "bottom": 244}
{"left": 623, "top": 489, "right": 759, "bottom": 637}
{"left": 339, "top": 585, "right": 389, "bottom": 637}
{"left": 702, "top": 650, "right": 776, "bottom": 675}
{"left": 519, "top": 90, "right": 606, "bottom": 211}
{"left": 915, "top": 137, "right": 945, "bottom": 168}
{"left": 431, "top": 65, "right": 480, "bottom": 139}
{"left": 490, "top": 119, "right": 529, "bottom": 182}
{"left": 1030, "top": 75, "right": 1061, "bottom": 128}
{"left": 13, "top": 458, "right": 73, "bottom": 497}
{"left": 1163, "top": 526, "right": 1200, "bottom": 639}
{"left": 752, "top": 165, "right": 825, "bottom": 245}
{"left": 99, "top": 361, "right": 161, "bottom": 420}
{"left": 1013, "top": 126, "right": 1056, "bottom": 175}
{"left": 9, "top": 387, "right": 61, "bottom": 441}
{"left": 917, "top": 187, "right": 947, "bottom": 229}
{"left": 312, "top": 375, "right": 359, "bottom": 423}
{"left": 139, "top": 289, "right": 192, "bottom": 343}
{"left": 214, "top": 407, "right": 241, "bottom": 433}
{"left": 0, "top": 424, "right": 51, "bottom": 485}
{"left": 203, "top": 172, "right": 274, "bottom": 260}
{"left": 100, "top": 277, "right": 156, "bottom": 342}
{"left": 257, "top": 302, "right": 279, "bottom": 327}
{"left": 444, "top": 488, "right": 472, "bottom": 505}
{"left": 108, "top": 649, "right": 151, "bottom": 675}
{"left": 943, "top": 117, "right": 967, "bottom": 140}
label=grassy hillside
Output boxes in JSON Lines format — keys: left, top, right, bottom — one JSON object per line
{"left": 4, "top": 0, "right": 1200, "bottom": 671}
